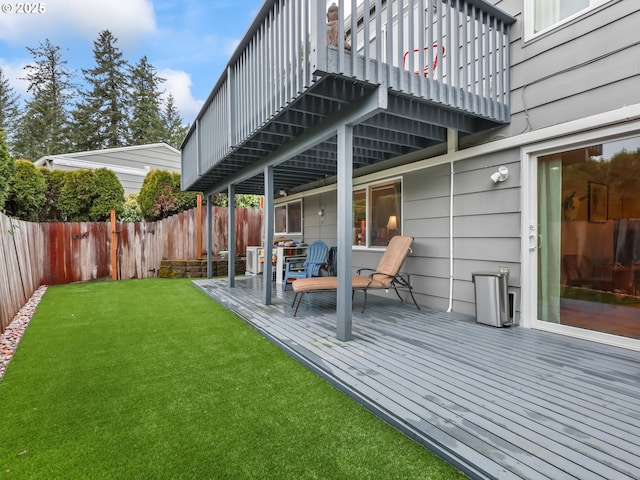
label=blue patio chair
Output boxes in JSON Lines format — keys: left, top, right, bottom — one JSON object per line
{"left": 283, "top": 240, "right": 328, "bottom": 290}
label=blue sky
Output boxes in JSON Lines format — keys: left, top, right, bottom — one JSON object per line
{"left": 0, "top": 0, "right": 266, "bottom": 125}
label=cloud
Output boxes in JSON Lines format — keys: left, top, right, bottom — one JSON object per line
{"left": 159, "top": 68, "right": 203, "bottom": 123}
{"left": 0, "top": 0, "right": 157, "bottom": 47}
{"left": 0, "top": 59, "right": 29, "bottom": 95}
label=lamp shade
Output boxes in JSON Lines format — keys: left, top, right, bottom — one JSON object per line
{"left": 386, "top": 215, "right": 398, "bottom": 230}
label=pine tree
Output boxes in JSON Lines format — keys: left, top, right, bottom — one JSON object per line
{"left": 70, "top": 30, "right": 130, "bottom": 151}
{"left": 0, "top": 67, "right": 21, "bottom": 153}
{"left": 0, "top": 128, "right": 15, "bottom": 211}
{"left": 129, "top": 56, "right": 165, "bottom": 145}
{"left": 13, "top": 39, "right": 73, "bottom": 160}
{"left": 161, "top": 93, "right": 188, "bottom": 148}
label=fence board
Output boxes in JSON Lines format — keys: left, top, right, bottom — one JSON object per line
{"left": 0, "top": 215, "right": 46, "bottom": 332}
{"left": 0, "top": 207, "right": 263, "bottom": 332}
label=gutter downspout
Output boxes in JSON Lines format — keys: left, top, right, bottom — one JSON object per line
{"left": 447, "top": 129, "right": 458, "bottom": 312}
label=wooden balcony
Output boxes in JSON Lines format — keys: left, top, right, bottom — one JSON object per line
{"left": 182, "top": 0, "right": 516, "bottom": 195}
{"left": 194, "top": 276, "right": 640, "bottom": 480}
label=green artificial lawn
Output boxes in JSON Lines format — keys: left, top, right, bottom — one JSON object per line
{"left": 0, "top": 279, "right": 466, "bottom": 479}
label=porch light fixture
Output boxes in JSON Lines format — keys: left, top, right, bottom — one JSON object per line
{"left": 490, "top": 166, "right": 509, "bottom": 183}
{"left": 279, "top": 189, "right": 288, "bottom": 196}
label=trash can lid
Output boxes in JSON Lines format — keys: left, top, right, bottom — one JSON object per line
{"left": 472, "top": 271, "right": 507, "bottom": 278}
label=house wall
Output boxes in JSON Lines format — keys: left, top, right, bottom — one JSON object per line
{"left": 289, "top": 145, "right": 521, "bottom": 318}
{"left": 271, "top": 1, "right": 640, "bottom": 327}
{"left": 478, "top": 0, "right": 640, "bottom": 142}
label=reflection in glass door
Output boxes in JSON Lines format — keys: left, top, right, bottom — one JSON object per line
{"left": 537, "top": 136, "right": 640, "bottom": 340}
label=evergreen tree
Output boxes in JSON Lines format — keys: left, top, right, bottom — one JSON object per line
{"left": 0, "top": 128, "right": 15, "bottom": 211}
{"left": 161, "top": 93, "right": 188, "bottom": 148}
{"left": 0, "top": 67, "right": 21, "bottom": 152}
{"left": 129, "top": 56, "right": 165, "bottom": 145}
{"left": 71, "top": 30, "right": 130, "bottom": 151}
{"left": 13, "top": 39, "right": 73, "bottom": 160}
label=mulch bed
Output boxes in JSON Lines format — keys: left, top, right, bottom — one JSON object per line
{"left": 0, "top": 285, "right": 48, "bottom": 381}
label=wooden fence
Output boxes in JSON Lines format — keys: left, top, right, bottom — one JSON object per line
{"left": 0, "top": 206, "right": 263, "bottom": 332}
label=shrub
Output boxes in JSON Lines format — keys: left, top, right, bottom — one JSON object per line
{"left": 0, "top": 128, "right": 14, "bottom": 211}
{"left": 89, "top": 168, "right": 124, "bottom": 221}
{"left": 39, "top": 168, "right": 66, "bottom": 221}
{"left": 4, "top": 160, "right": 47, "bottom": 221}
{"left": 57, "top": 169, "right": 95, "bottom": 221}
{"left": 138, "top": 169, "right": 198, "bottom": 221}
{"left": 119, "top": 192, "right": 143, "bottom": 222}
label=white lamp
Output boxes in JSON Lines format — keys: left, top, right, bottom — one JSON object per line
{"left": 386, "top": 215, "right": 398, "bottom": 230}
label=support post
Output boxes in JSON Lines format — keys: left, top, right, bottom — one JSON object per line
{"left": 263, "top": 166, "right": 274, "bottom": 305}
{"left": 207, "top": 194, "right": 213, "bottom": 278}
{"left": 336, "top": 124, "right": 353, "bottom": 341}
{"left": 228, "top": 185, "right": 236, "bottom": 288}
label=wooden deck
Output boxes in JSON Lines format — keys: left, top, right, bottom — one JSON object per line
{"left": 193, "top": 276, "right": 640, "bottom": 480}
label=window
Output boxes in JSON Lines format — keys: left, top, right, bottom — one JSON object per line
{"left": 275, "top": 200, "right": 302, "bottom": 235}
{"left": 353, "top": 179, "right": 402, "bottom": 247}
{"left": 527, "top": 0, "right": 610, "bottom": 37}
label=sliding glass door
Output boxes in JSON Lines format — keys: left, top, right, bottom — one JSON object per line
{"left": 536, "top": 135, "right": 640, "bottom": 340}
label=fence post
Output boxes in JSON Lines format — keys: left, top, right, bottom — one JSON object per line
{"left": 111, "top": 210, "right": 117, "bottom": 280}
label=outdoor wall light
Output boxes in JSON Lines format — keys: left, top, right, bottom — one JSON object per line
{"left": 279, "top": 189, "right": 288, "bottom": 196}
{"left": 490, "top": 166, "right": 509, "bottom": 183}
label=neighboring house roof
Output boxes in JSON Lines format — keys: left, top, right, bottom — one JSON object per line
{"left": 35, "top": 143, "right": 181, "bottom": 195}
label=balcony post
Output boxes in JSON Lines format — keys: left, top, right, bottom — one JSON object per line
{"left": 309, "top": 0, "right": 327, "bottom": 74}
{"left": 227, "top": 66, "right": 236, "bottom": 148}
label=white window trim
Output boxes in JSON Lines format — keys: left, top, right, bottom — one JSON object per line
{"left": 274, "top": 199, "right": 303, "bottom": 236}
{"left": 353, "top": 176, "right": 403, "bottom": 250}
{"left": 524, "top": 0, "right": 613, "bottom": 42}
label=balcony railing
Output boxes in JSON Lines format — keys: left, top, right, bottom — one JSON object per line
{"left": 182, "top": 0, "right": 515, "bottom": 191}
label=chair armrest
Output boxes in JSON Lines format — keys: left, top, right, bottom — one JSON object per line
{"left": 356, "top": 267, "right": 376, "bottom": 275}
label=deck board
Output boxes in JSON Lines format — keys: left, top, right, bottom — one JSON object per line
{"left": 193, "top": 277, "right": 640, "bottom": 480}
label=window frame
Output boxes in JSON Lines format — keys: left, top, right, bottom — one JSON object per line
{"left": 274, "top": 199, "right": 303, "bottom": 236}
{"left": 353, "top": 177, "right": 403, "bottom": 250}
{"left": 524, "top": 0, "right": 612, "bottom": 41}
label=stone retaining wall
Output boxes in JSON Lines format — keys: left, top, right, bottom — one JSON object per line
{"left": 159, "top": 258, "right": 245, "bottom": 278}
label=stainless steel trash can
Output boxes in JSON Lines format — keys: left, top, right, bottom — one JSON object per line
{"left": 472, "top": 271, "right": 511, "bottom": 327}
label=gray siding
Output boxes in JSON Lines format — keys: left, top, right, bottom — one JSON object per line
{"left": 485, "top": 0, "right": 640, "bottom": 140}
{"left": 291, "top": 148, "right": 522, "bottom": 318}
{"left": 39, "top": 144, "right": 181, "bottom": 195}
